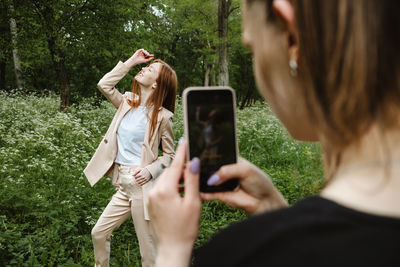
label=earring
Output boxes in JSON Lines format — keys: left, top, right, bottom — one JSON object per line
{"left": 289, "top": 59, "right": 298, "bottom": 77}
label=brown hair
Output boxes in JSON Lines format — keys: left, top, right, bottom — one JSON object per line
{"left": 293, "top": 0, "right": 400, "bottom": 177}
{"left": 248, "top": 0, "right": 400, "bottom": 177}
{"left": 129, "top": 59, "right": 178, "bottom": 142}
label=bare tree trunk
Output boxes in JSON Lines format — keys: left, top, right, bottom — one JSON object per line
{"left": 47, "top": 36, "right": 70, "bottom": 110}
{"left": 0, "top": 59, "right": 6, "bottom": 90}
{"left": 57, "top": 60, "right": 70, "bottom": 110}
{"left": 239, "top": 86, "right": 253, "bottom": 109}
{"left": 218, "top": 0, "right": 231, "bottom": 86}
{"left": 204, "top": 68, "right": 210, "bottom": 86}
{"left": 31, "top": 3, "right": 71, "bottom": 110}
{"left": 204, "top": 39, "right": 214, "bottom": 86}
{"left": 8, "top": 2, "right": 24, "bottom": 89}
{"left": 204, "top": 60, "right": 212, "bottom": 86}
{"left": 211, "top": 70, "right": 216, "bottom": 86}
{"left": 1, "top": 2, "right": 9, "bottom": 90}
{"left": 205, "top": 63, "right": 216, "bottom": 86}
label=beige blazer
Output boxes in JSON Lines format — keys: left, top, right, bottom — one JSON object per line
{"left": 83, "top": 61, "right": 175, "bottom": 220}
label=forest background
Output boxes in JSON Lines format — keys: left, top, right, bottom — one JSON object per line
{"left": 0, "top": 0, "right": 323, "bottom": 265}
{"left": 1, "top": 0, "right": 258, "bottom": 109}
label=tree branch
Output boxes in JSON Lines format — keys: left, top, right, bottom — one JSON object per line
{"left": 228, "top": 5, "right": 239, "bottom": 16}
{"left": 61, "top": 0, "right": 90, "bottom": 30}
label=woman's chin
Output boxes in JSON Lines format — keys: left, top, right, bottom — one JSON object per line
{"left": 135, "top": 77, "right": 146, "bottom": 86}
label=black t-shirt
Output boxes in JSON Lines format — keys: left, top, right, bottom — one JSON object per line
{"left": 193, "top": 196, "right": 400, "bottom": 267}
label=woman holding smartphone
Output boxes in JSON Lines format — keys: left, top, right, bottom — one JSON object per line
{"left": 83, "top": 48, "right": 177, "bottom": 267}
{"left": 148, "top": 0, "right": 400, "bottom": 266}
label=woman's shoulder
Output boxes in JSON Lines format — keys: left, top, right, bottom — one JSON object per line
{"left": 193, "top": 196, "right": 400, "bottom": 267}
{"left": 159, "top": 107, "right": 174, "bottom": 120}
{"left": 195, "top": 196, "right": 328, "bottom": 256}
{"left": 123, "top": 91, "right": 139, "bottom": 101}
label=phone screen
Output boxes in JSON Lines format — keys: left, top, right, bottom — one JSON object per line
{"left": 185, "top": 88, "right": 238, "bottom": 192}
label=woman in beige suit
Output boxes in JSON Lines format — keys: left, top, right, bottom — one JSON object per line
{"left": 83, "top": 48, "right": 177, "bottom": 267}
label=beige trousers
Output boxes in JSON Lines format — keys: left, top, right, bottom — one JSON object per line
{"left": 91, "top": 165, "right": 156, "bottom": 267}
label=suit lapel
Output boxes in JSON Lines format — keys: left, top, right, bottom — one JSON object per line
{"left": 112, "top": 98, "right": 132, "bottom": 134}
{"left": 147, "top": 108, "right": 163, "bottom": 148}
{"left": 141, "top": 108, "right": 163, "bottom": 166}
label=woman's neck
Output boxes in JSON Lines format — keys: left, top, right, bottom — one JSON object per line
{"left": 140, "top": 85, "right": 153, "bottom": 105}
{"left": 320, "top": 124, "right": 400, "bottom": 218}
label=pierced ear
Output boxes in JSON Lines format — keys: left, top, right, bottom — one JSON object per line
{"left": 274, "top": 0, "right": 299, "bottom": 60}
{"left": 273, "top": 0, "right": 297, "bottom": 38}
{"left": 289, "top": 45, "right": 299, "bottom": 62}
{"left": 273, "top": 0, "right": 295, "bottom": 27}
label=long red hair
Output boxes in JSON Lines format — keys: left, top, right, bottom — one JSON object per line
{"left": 128, "top": 59, "right": 178, "bottom": 142}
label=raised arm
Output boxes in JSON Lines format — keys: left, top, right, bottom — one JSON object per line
{"left": 97, "top": 49, "right": 154, "bottom": 108}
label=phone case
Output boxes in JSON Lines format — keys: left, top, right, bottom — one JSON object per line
{"left": 183, "top": 86, "right": 239, "bottom": 192}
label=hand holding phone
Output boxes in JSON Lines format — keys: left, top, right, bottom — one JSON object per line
{"left": 148, "top": 142, "right": 201, "bottom": 266}
{"left": 183, "top": 86, "right": 239, "bottom": 192}
{"left": 200, "top": 158, "right": 288, "bottom": 214}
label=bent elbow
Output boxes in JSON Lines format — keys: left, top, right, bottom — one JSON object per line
{"left": 97, "top": 81, "right": 105, "bottom": 92}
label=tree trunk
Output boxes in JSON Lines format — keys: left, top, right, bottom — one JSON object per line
{"left": 47, "top": 36, "right": 70, "bottom": 110}
{"left": 1, "top": 2, "right": 9, "bottom": 90}
{"left": 218, "top": 0, "right": 231, "bottom": 86}
{"left": 240, "top": 86, "right": 253, "bottom": 109}
{"left": 8, "top": 2, "right": 24, "bottom": 89}
{"left": 204, "top": 39, "right": 213, "bottom": 87}
{"left": 57, "top": 60, "right": 70, "bottom": 110}
{"left": 0, "top": 58, "right": 6, "bottom": 90}
{"left": 211, "top": 71, "right": 216, "bottom": 86}
{"left": 204, "top": 55, "right": 213, "bottom": 87}
{"left": 204, "top": 64, "right": 211, "bottom": 86}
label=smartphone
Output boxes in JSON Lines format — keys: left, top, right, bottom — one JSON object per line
{"left": 183, "top": 86, "right": 239, "bottom": 192}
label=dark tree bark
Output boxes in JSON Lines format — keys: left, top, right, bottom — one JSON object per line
{"left": 217, "top": 0, "right": 231, "bottom": 86}
{"left": 239, "top": 86, "right": 254, "bottom": 109}
{"left": 35, "top": 2, "right": 71, "bottom": 110}
{"left": 47, "top": 35, "right": 70, "bottom": 110}
{"left": 0, "top": 58, "right": 6, "bottom": 90}
{"left": 0, "top": 2, "right": 8, "bottom": 90}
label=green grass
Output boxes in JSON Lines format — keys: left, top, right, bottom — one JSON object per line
{"left": 0, "top": 91, "right": 323, "bottom": 266}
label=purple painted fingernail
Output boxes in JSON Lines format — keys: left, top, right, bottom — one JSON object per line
{"left": 190, "top": 157, "right": 200, "bottom": 174}
{"left": 178, "top": 137, "right": 185, "bottom": 145}
{"left": 207, "top": 174, "right": 220, "bottom": 186}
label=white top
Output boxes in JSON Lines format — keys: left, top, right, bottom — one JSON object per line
{"left": 115, "top": 105, "right": 148, "bottom": 166}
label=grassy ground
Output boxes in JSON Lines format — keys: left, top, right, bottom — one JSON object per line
{"left": 0, "top": 91, "right": 323, "bottom": 266}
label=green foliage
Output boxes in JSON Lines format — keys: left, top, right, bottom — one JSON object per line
{"left": 236, "top": 105, "right": 323, "bottom": 203}
{"left": 0, "top": 93, "right": 323, "bottom": 265}
{"left": 1, "top": 0, "right": 260, "bottom": 106}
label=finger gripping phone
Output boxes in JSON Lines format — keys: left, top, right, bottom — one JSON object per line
{"left": 183, "top": 86, "right": 239, "bottom": 192}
